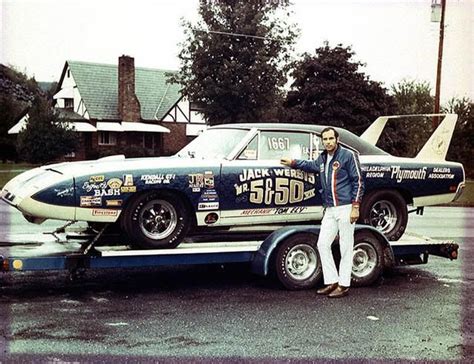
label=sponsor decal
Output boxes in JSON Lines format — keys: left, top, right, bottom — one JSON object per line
{"left": 189, "top": 173, "right": 204, "bottom": 189}
{"left": 123, "top": 174, "right": 134, "bottom": 186}
{"left": 241, "top": 149, "right": 257, "bottom": 159}
{"left": 199, "top": 189, "right": 219, "bottom": 203}
{"left": 428, "top": 167, "right": 454, "bottom": 179}
{"left": 241, "top": 208, "right": 273, "bottom": 216}
{"left": 274, "top": 206, "right": 307, "bottom": 214}
{"left": 80, "top": 196, "right": 102, "bottom": 207}
{"left": 390, "top": 166, "right": 427, "bottom": 183}
{"left": 235, "top": 168, "right": 315, "bottom": 206}
{"left": 106, "top": 199, "right": 123, "bottom": 207}
{"left": 189, "top": 171, "right": 214, "bottom": 191}
{"left": 332, "top": 161, "right": 340, "bottom": 170}
{"left": 240, "top": 206, "right": 309, "bottom": 216}
{"left": 361, "top": 165, "right": 391, "bottom": 178}
{"left": 431, "top": 127, "right": 450, "bottom": 155}
{"left": 82, "top": 181, "right": 108, "bottom": 192}
{"left": 107, "top": 178, "right": 123, "bottom": 189}
{"left": 204, "top": 213, "right": 219, "bottom": 224}
{"left": 55, "top": 187, "right": 74, "bottom": 197}
{"left": 204, "top": 171, "right": 214, "bottom": 188}
{"left": 89, "top": 175, "right": 105, "bottom": 183}
{"left": 92, "top": 209, "right": 119, "bottom": 217}
{"left": 140, "top": 174, "right": 176, "bottom": 184}
{"left": 121, "top": 186, "right": 137, "bottom": 193}
{"left": 198, "top": 202, "right": 219, "bottom": 211}
{"left": 95, "top": 188, "right": 121, "bottom": 197}
{"left": 120, "top": 174, "right": 136, "bottom": 192}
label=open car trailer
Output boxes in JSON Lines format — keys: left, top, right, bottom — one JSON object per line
{"left": 0, "top": 225, "right": 459, "bottom": 290}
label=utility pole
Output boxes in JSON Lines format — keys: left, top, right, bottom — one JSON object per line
{"left": 433, "top": 0, "right": 446, "bottom": 128}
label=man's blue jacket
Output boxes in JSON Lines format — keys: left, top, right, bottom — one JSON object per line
{"left": 292, "top": 145, "right": 365, "bottom": 208}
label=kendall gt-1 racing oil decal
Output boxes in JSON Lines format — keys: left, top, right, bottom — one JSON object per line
{"left": 140, "top": 174, "right": 176, "bottom": 185}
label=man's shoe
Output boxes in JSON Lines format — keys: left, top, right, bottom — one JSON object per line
{"left": 328, "top": 285, "right": 349, "bottom": 298}
{"left": 316, "top": 283, "right": 338, "bottom": 295}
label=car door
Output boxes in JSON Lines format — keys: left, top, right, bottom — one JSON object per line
{"left": 218, "top": 129, "right": 324, "bottom": 226}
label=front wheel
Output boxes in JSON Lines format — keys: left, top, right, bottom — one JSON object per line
{"left": 360, "top": 190, "right": 408, "bottom": 241}
{"left": 351, "top": 232, "right": 384, "bottom": 287}
{"left": 122, "top": 191, "right": 190, "bottom": 249}
{"left": 274, "top": 234, "right": 322, "bottom": 290}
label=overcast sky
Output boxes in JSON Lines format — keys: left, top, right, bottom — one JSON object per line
{"left": 1, "top": 0, "right": 472, "bottom": 103}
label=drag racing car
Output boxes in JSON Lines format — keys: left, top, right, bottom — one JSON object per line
{"left": 1, "top": 114, "right": 465, "bottom": 249}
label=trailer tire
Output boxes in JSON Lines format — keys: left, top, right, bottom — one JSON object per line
{"left": 122, "top": 191, "right": 190, "bottom": 249}
{"left": 351, "top": 231, "right": 384, "bottom": 287}
{"left": 275, "top": 233, "right": 322, "bottom": 290}
{"left": 360, "top": 190, "right": 408, "bottom": 241}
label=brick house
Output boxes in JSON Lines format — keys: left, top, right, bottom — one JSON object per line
{"left": 9, "top": 55, "right": 206, "bottom": 160}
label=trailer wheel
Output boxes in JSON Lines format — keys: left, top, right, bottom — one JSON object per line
{"left": 360, "top": 190, "right": 408, "bottom": 241}
{"left": 351, "top": 232, "right": 384, "bottom": 287}
{"left": 275, "top": 234, "right": 322, "bottom": 290}
{"left": 122, "top": 191, "right": 190, "bottom": 249}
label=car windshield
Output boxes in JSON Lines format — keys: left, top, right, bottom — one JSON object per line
{"left": 176, "top": 128, "right": 251, "bottom": 159}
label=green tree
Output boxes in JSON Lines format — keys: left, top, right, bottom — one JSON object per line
{"left": 17, "top": 96, "right": 78, "bottom": 164}
{"left": 170, "top": 0, "right": 298, "bottom": 125}
{"left": 0, "top": 64, "right": 39, "bottom": 162}
{"left": 443, "top": 97, "right": 473, "bottom": 177}
{"left": 391, "top": 79, "right": 433, "bottom": 114}
{"left": 0, "top": 93, "right": 24, "bottom": 162}
{"left": 389, "top": 79, "right": 434, "bottom": 156}
{"left": 284, "top": 43, "right": 396, "bottom": 137}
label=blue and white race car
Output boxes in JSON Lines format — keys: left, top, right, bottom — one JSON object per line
{"left": 1, "top": 114, "right": 465, "bottom": 248}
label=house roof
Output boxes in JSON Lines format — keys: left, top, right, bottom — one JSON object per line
{"left": 62, "top": 61, "right": 182, "bottom": 121}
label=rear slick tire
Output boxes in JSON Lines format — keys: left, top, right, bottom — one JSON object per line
{"left": 360, "top": 190, "right": 408, "bottom": 241}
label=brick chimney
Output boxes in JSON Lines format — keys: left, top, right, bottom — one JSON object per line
{"left": 118, "top": 55, "right": 141, "bottom": 122}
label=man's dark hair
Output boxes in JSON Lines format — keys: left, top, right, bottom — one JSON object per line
{"left": 321, "top": 127, "right": 339, "bottom": 139}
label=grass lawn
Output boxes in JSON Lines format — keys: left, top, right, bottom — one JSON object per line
{"left": 0, "top": 164, "right": 473, "bottom": 206}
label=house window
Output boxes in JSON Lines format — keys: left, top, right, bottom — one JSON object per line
{"left": 98, "top": 131, "right": 117, "bottom": 145}
{"left": 143, "top": 133, "right": 156, "bottom": 150}
{"left": 64, "top": 98, "right": 74, "bottom": 109}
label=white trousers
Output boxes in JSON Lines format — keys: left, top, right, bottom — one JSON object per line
{"left": 317, "top": 204, "right": 355, "bottom": 287}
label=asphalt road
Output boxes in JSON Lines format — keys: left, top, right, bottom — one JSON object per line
{"left": 0, "top": 202, "right": 473, "bottom": 363}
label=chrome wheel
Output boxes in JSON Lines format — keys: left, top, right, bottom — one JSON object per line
{"left": 369, "top": 200, "right": 398, "bottom": 234}
{"left": 139, "top": 199, "right": 178, "bottom": 240}
{"left": 352, "top": 242, "right": 378, "bottom": 278}
{"left": 284, "top": 244, "right": 318, "bottom": 281}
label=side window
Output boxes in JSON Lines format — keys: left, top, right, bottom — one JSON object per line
{"left": 237, "top": 135, "right": 258, "bottom": 160}
{"left": 311, "top": 133, "right": 323, "bottom": 160}
{"left": 259, "top": 131, "right": 311, "bottom": 160}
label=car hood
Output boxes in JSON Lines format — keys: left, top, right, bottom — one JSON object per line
{"left": 44, "top": 155, "right": 221, "bottom": 177}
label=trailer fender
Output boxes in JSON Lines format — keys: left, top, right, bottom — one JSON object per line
{"left": 251, "top": 224, "right": 394, "bottom": 277}
{"left": 251, "top": 225, "right": 321, "bottom": 277}
{"left": 354, "top": 226, "right": 395, "bottom": 266}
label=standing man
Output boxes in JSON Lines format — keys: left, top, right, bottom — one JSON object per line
{"left": 281, "top": 127, "right": 364, "bottom": 298}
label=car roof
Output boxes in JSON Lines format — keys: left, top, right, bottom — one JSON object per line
{"left": 209, "top": 123, "right": 388, "bottom": 156}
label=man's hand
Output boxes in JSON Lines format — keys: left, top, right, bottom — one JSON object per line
{"left": 280, "top": 157, "right": 292, "bottom": 167}
{"left": 350, "top": 206, "right": 359, "bottom": 224}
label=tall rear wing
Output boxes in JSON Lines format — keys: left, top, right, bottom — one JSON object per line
{"left": 360, "top": 114, "right": 458, "bottom": 161}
